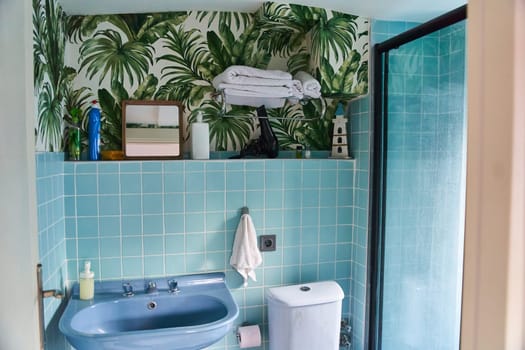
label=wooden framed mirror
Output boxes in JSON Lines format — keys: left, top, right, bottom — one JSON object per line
{"left": 122, "top": 100, "right": 184, "bottom": 159}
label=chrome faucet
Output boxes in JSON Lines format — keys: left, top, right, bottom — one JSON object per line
{"left": 168, "top": 279, "right": 180, "bottom": 294}
{"left": 122, "top": 283, "right": 134, "bottom": 297}
{"left": 145, "top": 281, "right": 158, "bottom": 294}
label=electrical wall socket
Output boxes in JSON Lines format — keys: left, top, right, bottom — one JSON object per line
{"left": 259, "top": 235, "right": 276, "bottom": 252}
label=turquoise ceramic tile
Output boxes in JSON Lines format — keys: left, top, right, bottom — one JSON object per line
{"left": 245, "top": 191, "right": 264, "bottom": 210}
{"left": 97, "top": 162, "right": 119, "bottom": 173}
{"left": 99, "top": 195, "right": 120, "bottom": 216}
{"left": 163, "top": 161, "right": 184, "bottom": 173}
{"left": 165, "top": 254, "right": 186, "bottom": 275}
{"left": 64, "top": 196, "right": 76, "bottom": 217}
{"left": 282, "top": 227, "right": 300, "bottom": 247}
{"left": 283, "top": 208, "right": 301, "bottom": 228}
{"left": 122, "top": 236, "right": 142, "bottom": 257}
{"left": 142, "top": 161, "right": 162, "bottom": 172}
{"left": 66, "top": 238, "right": 77, "bottom": 259}
{"left": 206, "top": 191, "right": 225, "bottom": 212}
{"left": 98, "top": 174, "right": 119, "bottom": 195}
{"left": 100, "top": 237, "right": 121, "bottom": 258}
{"left": 163, "top": 173, "right": 185, "bottom": 193}
{"left": 122, "top": 257, "right": 143, "bottom": 278}
{"left": 142, "top": 194, "right": 163, "bottom": 215}
{"left": 120, "top": 174, "right": 141, "bottom": 194}
{"left": 185, "top": 161, "right": 205, "bottom": 172}
{"left": 77, "top": 217, "right": 98, "bottom": 238}
{"left": 319, "top": 244, "right": 336, "bottom": 263}
{"left": 164, "top": 213, "right": 184, "bottom": 234}
{"left": 77, "top": 238, "right": 99, "bottom": 258}
{"left": 301, "top": 207, "right": 319, "bottom": 227}
{"left": 282, "top": 246, "right": 300, "bottom": 265}
{"left": 100, "top": 258, "right": 121, "bottom": 279}
{"left": 143, "top": 215, "right": 163, "bottom": 235}
{"left": 142, "top": 173, "right": 163, "bottom": 193}
{"left": 65, "top": 217, "right": 77, "bottom": 238}
{"left": 185, "top": 172, "right": 205, "bottom": 192}
{"left": 265, "top": 190, "right": 283, "bottom": 209}
{"left": 302, "top": 189, "right": 319, "bottom": 208}
{"left": 185, "top": 193, "right": 205, "bottom": 212}
{"left": 225, "top": 191, "right": 244, "bottom": 211}
{"left": 121, "top": 215, "right": 142, "bottom": 236}
{"left": 206, "top": 172, "right": 225, "bottom": 191}
{"left": 76, "top": 175, "right": 98, "bottom": 195}
{"left": 301, "top": 226, "right": 318, "bottom": 245}
{"left": 319, "top": 262, "right": 336, "bottom": 280}
{"left": 75, "top": 162, "right": 97, "bottom": 174}
{"left": 185, "top": 213, "right": 204, "bottom": 233}
{"left": 263, "top": 267, "right": 281, "bottom": 286}
{"left": 245, "top": 160, "right": 264, "bottom": 171}
{"left": 205, "top": 213, "right": 225, "bottom": 233}
{"left": 302, "top": 171, "right": 319, "bottom": 188}
{"left": 165, "top": 235, "right": 185, "bottom": 254}
{"left": 205, "top": 251, "right": 226, "bottom": 270}
{"left": 225, "top": 171, "right": 244, "bottom": 191}
{"left": 245, "top": 171, "right": 264, "bottom": 190}
{"left": 284, "top": 171, "right": 301, "bottom": 188}
{"left": 185, "top": 253, "right": 206, "bottom": 272}
{"left": 64, "top": 174, "right": 75, "bottom": 195}
{"left": 163, "top": 193, "right": 184, "bottom": 213}
{"left": 300, "top": 264, "right": 318, "bottom": 282}
{"left": 301, "top": 245, "right": 318, "bottom": 264}
{"left": 319, "top": 207, "right": 337, "bottom": 226}
{"left": 265, "top": 171, "right": 282, "bottom": 190}
{"left": 120, "top": 162, "right": 141, "bottom": 173}
{"left": 264, "top": 210, "right": 281, "bottom": 228}
{"left": 185, "top": 234, "right": 205, "bottom": 253}
{"left": 336, "top": 243, "right": 352, "bottom": 261}
{"left": 143, "top": 235, "right": 164, "bottom": 255}
{"left": 121, "top": 194, "right": 142, "bottom": 215}
{"left": 205, "top": 232, "right": 226, "bottom": 251}
{"left": 99, "top": 216, "right": 120, "bottom": 237}
{"left": 284, "top": 189, "right": 301, "bottom": 208}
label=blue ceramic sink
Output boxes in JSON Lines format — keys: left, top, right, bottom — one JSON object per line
{"left": 59, "top": 273, "right": 239, "bottom": 350}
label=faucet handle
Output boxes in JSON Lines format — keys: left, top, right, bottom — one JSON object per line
{"left": 122, "top": 283, "right": 134, "bottom": 297}
{"left": 168, "top": 279, "right": 179, "bottom": 294}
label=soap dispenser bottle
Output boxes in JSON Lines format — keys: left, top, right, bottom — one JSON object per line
{"left": 191, "top": 111, "right": 210, "bottom": 159}
{"left": 88, "top": 100, "right": 101, "bottom": 161}
{"left": 79, "top": 261, "right": 95, "bottom": 300}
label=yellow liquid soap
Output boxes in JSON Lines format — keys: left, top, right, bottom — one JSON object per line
{"left": 79, "top": 261, "right": 95, "bottom": 300}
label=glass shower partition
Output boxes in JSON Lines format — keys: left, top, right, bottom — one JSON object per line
{"left": 370, "top": 7, "right": 467, "bottom": 350}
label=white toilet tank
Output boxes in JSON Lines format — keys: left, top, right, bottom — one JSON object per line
{"left": 266, "top": 281, "right": 344, "bottom": 350}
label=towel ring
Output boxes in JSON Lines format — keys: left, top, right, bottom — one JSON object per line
{"left": 213, "top": 89, "right": 326, "bottom": 121}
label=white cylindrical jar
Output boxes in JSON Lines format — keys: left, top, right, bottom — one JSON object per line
{"left": 191, "top": 111, "right": 210, "bottom": 160}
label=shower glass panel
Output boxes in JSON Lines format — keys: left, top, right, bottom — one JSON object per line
{"left": 371, "top": 8, "right": 467, "bottom": 350}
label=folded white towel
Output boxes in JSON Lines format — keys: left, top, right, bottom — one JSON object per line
{"left": 219, "top": 83, "right": 302, "bottom": 99}
{"left": 230, "top": 213, "right": 262, "bottom": 287}
{"left": 294, "top": 71, "right": 322, "bottom": 98}
{"left": 213, "top": 66, "right": 297, "bottom": 88}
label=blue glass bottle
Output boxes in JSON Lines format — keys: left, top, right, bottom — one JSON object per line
{"left": 88, "top": 100, "right": 101, "bottom": 161}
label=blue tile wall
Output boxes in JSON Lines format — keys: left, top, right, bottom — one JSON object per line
{"left": 35, "top": 153, "right": 68, "bottom": 328}
{"left": 378, "top": 20, "right": 466, "bottom": 350}
{"left": 64, "top": 159, "right": 355, "bottom": 349}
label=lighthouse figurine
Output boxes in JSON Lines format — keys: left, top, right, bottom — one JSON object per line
{"left": 331, "top": 103, "right": 350, "bottom": 158}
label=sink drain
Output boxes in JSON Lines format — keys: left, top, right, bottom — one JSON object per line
{"left": 147, "top": 301, "right": 157, "bottom": 310}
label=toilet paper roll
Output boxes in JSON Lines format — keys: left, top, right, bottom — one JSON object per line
{"left": 237, "top": 325, "right": 262, "bottom": 348}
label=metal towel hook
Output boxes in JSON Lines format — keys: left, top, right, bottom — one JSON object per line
{"left": 241, "top": 206, "right": 249, "bottom": 215}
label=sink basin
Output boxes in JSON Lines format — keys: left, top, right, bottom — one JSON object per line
{"left": 59, "top": 273, "right": 239, "bottom": 350}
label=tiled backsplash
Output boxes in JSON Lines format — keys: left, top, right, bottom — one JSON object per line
{"left": 62, "top": 158, "right": 355, "bottom": 348}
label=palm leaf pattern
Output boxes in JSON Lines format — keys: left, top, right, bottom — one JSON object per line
{"left": 79, "top": 29, "right": 154, "bottom": 85}
{"left": 268, "top": 105, "right": 306, "bottom": 149}
{"left": 195, "top": 11, "right": 253, "bottom": 32}
{"left": 191, "top": 100, "right": 254, "bottom": 151}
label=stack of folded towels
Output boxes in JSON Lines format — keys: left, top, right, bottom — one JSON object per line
{"left": 212, "top": 65, "right": 321, "bottom": 108}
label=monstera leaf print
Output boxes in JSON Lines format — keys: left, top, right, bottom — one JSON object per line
{"left": 191, "top": 100, "right": 254, "bottom": 151}
{"left": 317, "top": 51, "right": 365, "bottom": 97}
{"left": 301, "top": 99, "right": 333, "bottom": 150}
{"left": 76, "top": 13, "right": 188, "bottom": 85}
{"left": 196, "top": 11, "right": 253, "bottom": 32}
{"left": 79, "top": 29, "right": 154, "bottom": 85}
{"left": 268, "top": 105, "right": 306, "bottom": 149}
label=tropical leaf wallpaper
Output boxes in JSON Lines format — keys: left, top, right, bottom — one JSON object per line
{"left": 34, "top": 0, "right": 369, "bottom": 153}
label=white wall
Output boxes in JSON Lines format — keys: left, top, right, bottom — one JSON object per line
{"left": 462, "top": 0, "right": 525, "bottom": 349}
{"left": 0, "top": 0, "right": 41, "bottom": 349}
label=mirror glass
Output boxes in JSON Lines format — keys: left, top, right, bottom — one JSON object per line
{"left": 122, "top": 100, "right": 184, "bottom": 159}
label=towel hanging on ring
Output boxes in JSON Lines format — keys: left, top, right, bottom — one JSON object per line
{"left": 230, "top": 209, "right": 262, "bottom": 287}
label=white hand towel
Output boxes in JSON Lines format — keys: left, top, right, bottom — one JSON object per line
{"left": 294, "top": 71, "right": 322, "bottom": 98}
{"left": 230, "top": 213, "right": 262, "bottom": 287}
{"left": 224, "top": 65, "right": 292, "bottom": 80}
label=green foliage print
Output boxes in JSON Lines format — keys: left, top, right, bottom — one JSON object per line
{"left": 33, "top": 0, "right": 76, "bottom": 151}
{"left": 63, "top": 2, "right": 368, "bottom": 153}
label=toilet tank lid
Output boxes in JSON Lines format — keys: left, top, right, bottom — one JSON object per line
{"left": 266, "top": 281, "right": 344, "bottom": 307}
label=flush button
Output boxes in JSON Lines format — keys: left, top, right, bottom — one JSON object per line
{"left": 300, "top": 286, "right": 310, "bottom": 292}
